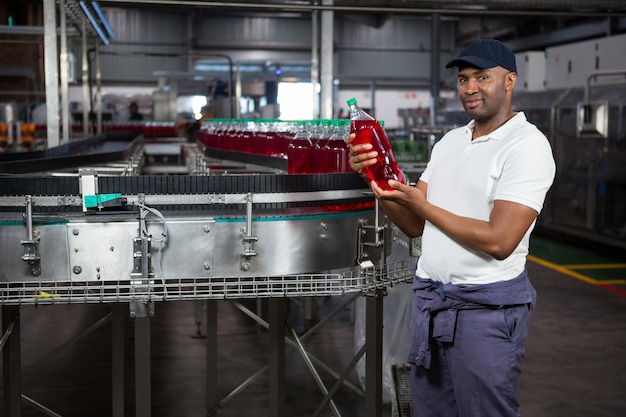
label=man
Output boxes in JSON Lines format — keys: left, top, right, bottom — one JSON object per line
{"left": 347, "top": 39, "right": 556, "bottom": 417}
{"left": 129, "top": 102, "right": 144, "bottom": 121}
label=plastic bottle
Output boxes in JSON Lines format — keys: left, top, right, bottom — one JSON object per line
{"left": 317, "top": 119, "right": 350, "bottom": 173}
{"left": 287, "top": 120, "right": 313, "bottom": 174}
{"left": 347, "top": 98, "right": 405, "bottom": 190}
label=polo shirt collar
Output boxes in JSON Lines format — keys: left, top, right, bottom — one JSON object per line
{"left": 464, "top": 111, "right": 526, "bottom": 142}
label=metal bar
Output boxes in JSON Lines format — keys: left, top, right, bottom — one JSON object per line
{"left": 134, "top": 316, "right": 151, "bottom": 417}
{"left": 60, "top": 0, "right": 70, "bottom": 144}
{"left": 320, "top": 1, "right": 333, "bottom": 119}
{"left": 313, "top": 343, "right": 367, "bottom": 417}
{"left": 82, "top": 19, "right": 90, "bottom": 138}
{"left": 206, "top": 300, "right": 219, "bottom": 414}
{"left": 112, "top": 304, "right": 125, "bottom": 417}
{"left": 430, "top": 13, "right": 440, "bottom": 126}
{"left": 139, "top": 189, "right": 370, "bottom": 205}
{"left": 20, "top": 394, "right": 63, "bottom": 417}
{"left": 43, "top": 0, "right": 60, "bottom": 147}
{"left": 288, "top": 321, "right": 341, "bottom": 417}
{"left": 585, "top": 69, "right": 626, "bottom": 102}
{"left": 95, "top": 42, "right": 102, "bottom": 135}
{"left": 365, "top": 290, "right": 384, "bottom": 417}
{"left": 219, "top": 364, "right": 269, "bottom": 406}
{"left": 0, "top": 188, "right": 371, "bottom": 207}
{"left": 310, "top": 9, "right": 319, "bottom": 119}
{"left": 299, "top": 294, "right": 361, "bottom": 342}
{"left": 2, "top": 305, "right": 22, "bottom": 417}
{"left": 0, "top": 319, "right": 15, "bottom": 352}
{"left": 27, "top": 313, "right": 112, "bottom": 368}
{"left": 268, "top": 298, "right": 286, "bottom": 417}
{"left": 232, "top": 300, "right": 365, "bottom": 395}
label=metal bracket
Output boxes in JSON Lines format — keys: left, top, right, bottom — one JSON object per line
{"left": 240, "top": 193, "right": 259, "bottom": 271}
{"left": 79, "top": 168, "right": 98, "bottom": 212}
{"left": 20, "top": 195, "right": 41, "bottom": 276}
{"left": 409, "top": 236, "right": 422, "bottom": 258}
{"left": 356, "top": 199, "right": 386, "bottom": 265}
{"left": 130, "top": 201, "right": 155, "bottom": 318}
{"left": 130, "top": 236, "right": 155, "bottom": 318}
{"left": 57, "top": 195, "right": 80, "bottom": 207}
{"left": 132, "top": 236, "right": 153, "bottom": 280}
{"left": 129, "top": 298, "right": 155, "bottom": 318}
{"left": 360, "top": 262, "right": 388, "bottom": 298}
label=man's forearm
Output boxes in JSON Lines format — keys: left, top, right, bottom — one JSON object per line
{"left": 379, "top": 199, "right": 425, "bottom": 238}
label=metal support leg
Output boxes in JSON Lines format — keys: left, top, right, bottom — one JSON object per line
{"left": 135, "top": 316, "right": 151, "bottom": 417}
{"left": 192, "top": 300, "right": 207, "bottom": 339}
{"left": 2, "top": 305, "right": 21, "bottom": 417}
{"left": 288, "top": 322, "right": 341, "bottom": 417}
{"left": 269, "top": 298, "right": 286, "bottom": 417}
{"left": 206, "top": 300, "right": 218, "bottom": 416}
{"left": 365, "top": 290, "right": 384, "bottom": 417}
{"left": 112, "top": 304, "right": 125, "bottom": 417}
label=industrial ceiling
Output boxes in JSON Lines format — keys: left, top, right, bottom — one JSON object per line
{"left": 99, "top": 0, "right": 626, "bottom": 51}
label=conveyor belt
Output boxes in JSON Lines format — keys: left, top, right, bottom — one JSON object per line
{"left": 0, "top": 132, "right": 142, "bottom": 174}
{"left": 0, "top": 172, "right": 373, "bottom": 216}
{"left": 0, "top": 172, "right": 365, "bottom": 196}
{"left": 0, "top": 126, "right": 375, "bottom": 216}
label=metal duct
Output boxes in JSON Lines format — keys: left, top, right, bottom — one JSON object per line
{"left": 101, "top": 0, "right": 626, "bottom": 14}
{"left": 405, "top": 0, "right": 626, "bottom": 9}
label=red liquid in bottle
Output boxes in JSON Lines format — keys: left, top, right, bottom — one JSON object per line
{"left": 287, "top": 138, "right": 311, "bottom": 174}
{"left": 350, "top": 119, "right": 406, "bottom": 190}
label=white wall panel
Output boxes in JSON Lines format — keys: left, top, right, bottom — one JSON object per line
{"left": 545, "top": 33, "right": 626, "bottom": 90}
{"left": 515, "top": 51, "right": 546, "bottom": 92}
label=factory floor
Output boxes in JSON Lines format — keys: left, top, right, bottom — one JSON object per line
{"left": 2, "top": 234, "right": 626, "bottom": 417}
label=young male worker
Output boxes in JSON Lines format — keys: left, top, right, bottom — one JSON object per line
{"left": 346, "top": 39, "right": 556, "bottom": 417}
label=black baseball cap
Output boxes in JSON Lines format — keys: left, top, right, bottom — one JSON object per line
{"left": 445, "top": 39, "right": 517, "bottom": 73}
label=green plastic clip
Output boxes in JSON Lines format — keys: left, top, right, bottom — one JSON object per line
{"left": 84, "top": 193, "right": 124, "bottom": 209}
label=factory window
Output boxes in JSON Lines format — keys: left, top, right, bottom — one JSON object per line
{"left": 176, "top": 95, "right": 208, "bottom": 120}
{"left": 277, "top": 82, "right": 314, "bottom": 120}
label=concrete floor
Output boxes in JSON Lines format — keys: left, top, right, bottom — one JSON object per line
{"left": 2, "top": 235, "right": 626, "bottom": 417}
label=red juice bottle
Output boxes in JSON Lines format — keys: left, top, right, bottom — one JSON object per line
{"left": 287, "top": 120, "right": 312, "bottom": 174}
{"left": 347, "top": 98, "right": 405, "bottom": 190}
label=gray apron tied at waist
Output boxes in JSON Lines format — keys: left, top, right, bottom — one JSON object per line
{"left": 408, "top": 270, "right": 537, "bottom": 369}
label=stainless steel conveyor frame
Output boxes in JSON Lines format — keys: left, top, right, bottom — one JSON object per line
{"left": 0, "top": 184, "right": 418, "bottom": 417}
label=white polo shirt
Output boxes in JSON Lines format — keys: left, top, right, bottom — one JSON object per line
{"left": 415, "top": 112, "right": 556, "bottom": 285}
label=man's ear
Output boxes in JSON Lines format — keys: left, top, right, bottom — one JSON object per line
{"left": 504, "top": 72, "right": 517, "bottom": 91}
{"left": 505, "top": 72, "right": 517, "bottom": 91}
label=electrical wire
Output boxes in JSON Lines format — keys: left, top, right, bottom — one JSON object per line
{"left": 136, "top": 203, "right": 168, "bottom": 297}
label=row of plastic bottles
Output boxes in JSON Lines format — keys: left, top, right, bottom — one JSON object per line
{"left": 197, "top": 118, "right": 353, "bottom": 174}
{"left": 196, "top": 98, "right": 406, "bottom": 184}
{"left": 30, "top": 122, "right": 178, "bottom": 138}
{"left": 101, "top": 121, "right": 177, "bottom": 137}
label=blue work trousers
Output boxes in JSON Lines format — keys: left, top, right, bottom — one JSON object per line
{"left": 410, "top": 289, "right": 532, "bottom": 417}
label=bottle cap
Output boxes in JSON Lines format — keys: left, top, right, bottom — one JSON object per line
{"left": 347, "top": 98, "right": 357, "bottom": 106}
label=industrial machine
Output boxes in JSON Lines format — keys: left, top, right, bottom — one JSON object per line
{"left": 436, "top": 80, "right": 626, "bottom": 251}
{"left": 0, "top": 128, "right": 418, "bottom": 416}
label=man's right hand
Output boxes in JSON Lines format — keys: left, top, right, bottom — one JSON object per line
{"left": 345, "top": 133, "right": 377, "bottom": 182}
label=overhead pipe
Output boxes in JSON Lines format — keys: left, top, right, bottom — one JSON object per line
{"left": 103, "top": 0, "right": 626, "bottom": 17}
